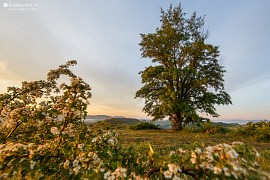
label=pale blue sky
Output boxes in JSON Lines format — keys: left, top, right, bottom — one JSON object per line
{"left": 0, "top": 0, "right": 269, "bottom": 120}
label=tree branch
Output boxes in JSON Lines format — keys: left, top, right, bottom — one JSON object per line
{"left": 144, "top": 167, "right": 161, "bottom": 178}
{"left": 2, "top": 121, "right": 23, "bottom": 144}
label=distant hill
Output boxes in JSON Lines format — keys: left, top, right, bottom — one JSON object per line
{"left": 212, "top": 119, "right": 268, "bottom": 125}
{"left": 86, "top": 115, "right": 111, "bottom": 120}
{"left": 113, "top": 116, "right": 126, "bottom": 118}
{"left": 86, "top": 115, "right": 129, "bottom": 120}
{"left": 85, "top": 115, "right": 140, "bottom": 125}
{"left": 85, "top": 115, "right": 262, "bottom": 127}
{"left": 103, "top": 117, "right": 140, "bottom": 125}
{"left": 212, "top": 122, "right": 239, "bottom": 127}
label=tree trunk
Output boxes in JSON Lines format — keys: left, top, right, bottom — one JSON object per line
{"left": 171, "top": 113, "right": 183, "bottom": 131}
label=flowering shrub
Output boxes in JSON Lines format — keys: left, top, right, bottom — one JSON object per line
{"left": 0, "top": 61, "right": 147, "bottom": 179}
{"left": 0, "top": 61, "right": 114, "bottom": 178}
{"left": 165, "top": 142, "right": 268, "bottom": 179}
{"left": 0, "top": 61, "right": 101, "bottom": 178}
{"left": 0, "top": 61, "right": 269, "bottom": 179}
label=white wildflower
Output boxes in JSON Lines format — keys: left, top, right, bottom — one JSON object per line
{"left": 205, "top": 151, "right": 214, "bottom": 162}
{"left": 120, "top": 168, "right": 127, "bottom": 177}
{"left": 107, "top": 176, "right": 115, "bottom": 180}
{"left": 168, "top": 163, "right": 181, "bottom": 173}
{"left": 64, "top": 160, "right": 70, "bottom": 169}
{"left": 227, "top": 149, "right": 238, "bottom": 159}
{"left": 30, "top": 160, "right": 36, "bottom": 170}
{"left": 100, "top": 167, "right": 106, "bottom": 172}
{"left": 253, "top": 149, "right": 260, "bottom": 157}
{"left": 190, "top": 151, "right": 197, "bottom": 164}
{"left": 0, "top": 174, "right": 8, "bottom": 179}
{"left": 200, "top": 162, "right": 214, "bottom": 170}
{"left": 206, "top": 146, "right": 214, "bottom": 153}
{"left": 168, "top": 163, "right": 175, "bottom": 172}
{"left": 214, "top": 144, "right": 223, "bottom": 151}
{"left": 172, "top": 176, "right": 181, "bottom": 180}
{"left": 164, "top": 170, "right": 173, "bottom": 179}
{"left": 73, "top": 159, "right": 79, "bottom": 167}
{"left": 213, "top": 166, "right": 222, "bottom": 174}
{"left": 88, "top": 152, "right": 94, "bottom": 157}
{"left": 177, "top": 148, "right": 186, "bottom": 154}
{"left": 78, "top": 152, "right": 86, "bottom": 162}
{"left": 135, "top": 175, "right": 144, "bottom": 180}
{"left": 254, "top": 162, "right": 259, "bottom": 167}
{"left": 29, "top": 150, "right": 34, "bottom": 159}
{"left": 195, "top": 147, "right": 202, "bottom": 154}
{"left": 111, "top": 167, "right": 127, "bottom": 178}
{"left": 73, "top": 165, "right": 81, "bottom": 174}
{"left": 223, "top": 167, "right": 230, "bottom": 176}
{"left": 129, "top": 171, "right": 136, "bottom": 178}
{"left": 19, "top": 158, "right": 26, "bottom": 163}
{"left": 108, "top": 138, "right": 115, "bottom": 145}
{"left": 50, "top": 127, "right": 59, "bottom": 135}
{"left": 92, "top": 153, "right": 99, "bottom": 160}
{"left": 104, "top": 171, "right": 111, "bottom": 179}
{"left": 78, "top": 143, "right": 84, "bottom": 149}
{"left": 232, "top": 171, "right": 238, "bottom": 178}
{"left": 92, "top": 137, "right": 97, "bottom": 143}
{"left": 232, "top": 142, "right": 244, "bottom": 147}
{"left": 37, "top": 145, "right": 44, "bottom": 152}
{"left": 241, "top": 158, "right": 247, "bottom": 163}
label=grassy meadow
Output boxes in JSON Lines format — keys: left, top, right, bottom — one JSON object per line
{"left": 89, "top": 118, "right": 270, "bottom": 173}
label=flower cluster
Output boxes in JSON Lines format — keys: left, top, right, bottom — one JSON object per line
{"left": 166, "top": 142, "right": 268, "bottom": 179}
{"left": 91, "top": 130, "right": 119, "bottom": 148}
{"left": 103, "top": 167, "right": 127, "bottom": 179}
{"left": 163, "top": 163, "right": 183, "bottom": 179}
{"left": 62, "top": 151, "right": 101, "bottom": 175}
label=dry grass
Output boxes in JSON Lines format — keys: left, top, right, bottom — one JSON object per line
{"left": 117, "top": 129, "right": 270, "bottom": 152}
{"left": 89, "top": 121, "right": 270, "bottom": 171}
{"left": 116, "top": 129, "right": 270, "bottom": 172}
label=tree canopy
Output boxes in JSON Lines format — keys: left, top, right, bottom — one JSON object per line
{"left": 135, "top": 4, "right": 232, "bottom": 130}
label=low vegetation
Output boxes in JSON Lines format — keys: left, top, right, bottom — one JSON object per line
{"left": 234, "top": 121, "right": 270, "bottom": 142}
{"left": 184, "top": 121, "right": 231, "bottom": 134}
{"left": 115, "top": 120, "right": 270, "bottom": 175}
{"left": 129, "top": 121, "right": 160, "bottom": 130}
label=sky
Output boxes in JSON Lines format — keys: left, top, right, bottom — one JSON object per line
{"left": 0, "top": 0, "right": 270, "bottom": 121}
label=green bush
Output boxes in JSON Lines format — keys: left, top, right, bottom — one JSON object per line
{"left": 186, "top": 122, "right": 230, "bottom": 134}
{"left": 235, "top": 121, "right": 270, "bottom": 142}
{"left": 129, "top": 121, "right": 160, "bottom": 130}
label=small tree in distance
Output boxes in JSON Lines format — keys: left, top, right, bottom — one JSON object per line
{"left": 135, "top": 4, "right": 232, "bottom": 130}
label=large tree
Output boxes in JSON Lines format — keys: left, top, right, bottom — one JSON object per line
{"left": 135, "top": 4, "right": 232, "bottom": 130}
